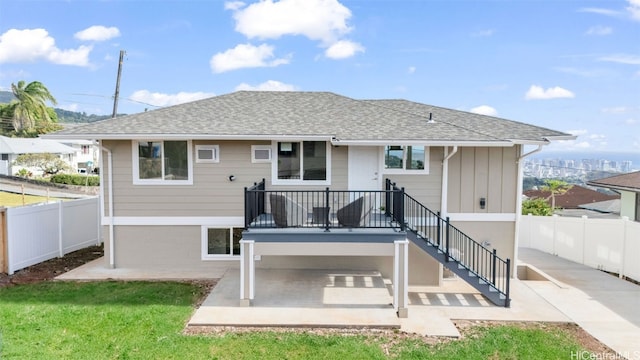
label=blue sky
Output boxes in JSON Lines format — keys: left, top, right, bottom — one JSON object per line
{"left": 0, "top": 0, "right": 638, "bottom": 153}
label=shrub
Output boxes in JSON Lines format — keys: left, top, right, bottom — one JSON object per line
{"left": 50, "top": 173, "right": 100, "bottom": 186}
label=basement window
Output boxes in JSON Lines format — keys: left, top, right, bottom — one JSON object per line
{"left": 202, "top": 227, "right": 243, "bottom": 260}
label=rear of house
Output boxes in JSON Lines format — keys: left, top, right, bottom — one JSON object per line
{"left": 45, "top": 91, "right": 573, "bottom": 311}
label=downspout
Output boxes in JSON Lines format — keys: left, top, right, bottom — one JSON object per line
{"left": 96, "top": 140, "right": 115, "bottom": 268}
{"left": 440, "top": 145, "right": 458, "bottom": 219}
{"left": 513, "top": 142, "right": 545, "bottom": 271}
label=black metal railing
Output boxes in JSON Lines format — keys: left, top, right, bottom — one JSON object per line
{"left": 244, "top": 181, "right": 404, "bottom": 230}
{"left": 387, "top": 179, "right": 511, "bottom": 306}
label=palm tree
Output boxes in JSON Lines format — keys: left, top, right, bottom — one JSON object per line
{"left": 541, "top": 179, "right": 571, "bottom": 210}
{"left": 9, "top": 80, "right": 57, "bottom": 133}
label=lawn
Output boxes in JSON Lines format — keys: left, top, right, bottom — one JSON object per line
{"left": 0, "top": 191, "right": 59, "bottom": 207}
{"left": 0, "top": 281, "right": 591, "bottom": 359}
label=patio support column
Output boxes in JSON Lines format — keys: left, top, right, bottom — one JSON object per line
{"left": 394, "top": 239, "right": 409, "bottom": 318}
{"left": 239, "top": 239, "right": 254, "bottom": 307}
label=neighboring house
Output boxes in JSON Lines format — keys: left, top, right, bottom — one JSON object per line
{"left": 0, "top": 135, "right": 77, "bottom": 176}
{"left": 588, "top": 171, "right": 640, "bottom": 222}
{"left": 44, "top": 91, "right": 573, "bottom": 314}
{"left": 524, "top": 185, "right": 620, "bottom": 214}
{"left": 58, "top": 139, "right": 99, "bottom": 173}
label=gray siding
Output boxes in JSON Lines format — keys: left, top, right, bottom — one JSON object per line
{"left": 447, "top": 146, "right": 518, "bottom": 213}
{"left": 103, "top": 140, "right": 346, "bottom": 217}
{"left": 383, "top": 146, "right": 444, "bottom": 211}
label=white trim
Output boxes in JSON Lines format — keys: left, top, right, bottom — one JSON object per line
{"left": 195, "top": 144, "right": 219, "bottom": 163}
{"left": 102, "top": 216, "right": 244, "bottom": 226}
{"left": 393, "top": 242, "right": 399, "bottom": 312}
{"left": 249, "top": 241, "right": 255, "bottom": 299}
{"left": 271, "top": 140, "right": 332, "bottom": 186}
{"left": 251, "top": 145, "right": 272, "bottom": 163}
{"left": 381, "top": 145, "right": 430, "bottom": 175}
{"left": 132, "top": 140, "right": 194, "bottom": 185}
{"left": 402, "top": 239, "right": 408, "bottom": 309}
{"left": 447, "top": 213, "right": 517, "bottom": 222}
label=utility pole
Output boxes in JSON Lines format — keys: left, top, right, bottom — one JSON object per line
{"left": 111, "top": 50, "right": 125, "bottom": 118}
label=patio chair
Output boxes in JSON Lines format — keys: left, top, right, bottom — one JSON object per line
{"left": 336, "top": 197, "right": 364, "bottom": 227}
{"left": 269, "top": 194, "right": 308, "bottom": 228}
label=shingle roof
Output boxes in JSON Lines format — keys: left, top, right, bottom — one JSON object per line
{"left": 587, "top": 171, "right": 640, "bottom": 192}
{"left": 524, "top": 185, "right": 620, "bottom": 209}
{"left": 45, "top": 91, "right": 572, "bottom": 144}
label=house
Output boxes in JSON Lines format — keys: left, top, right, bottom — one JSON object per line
{"left": 524, "top": 185, "right": 620, "bottom": 217}
{"left": 58, "top": 124, "right": 100, "bottom": 173}
{"left": 588, "top": 171, "right": 640, "bottom": 222}
{"left": 44, "top": 91, "right": 573, "bottom": 315}
{"left": 0, "top": 135, "right": 77, "bottom": 176}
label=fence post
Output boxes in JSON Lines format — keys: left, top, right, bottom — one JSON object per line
{"left": 0, "top": 207, "right": 6, "bottom": 273}
{"left": 58, "top": 200, "right": 64, "bottom": 257}
{"left": 445, "top": 216, "right": 450, "bottom": 262}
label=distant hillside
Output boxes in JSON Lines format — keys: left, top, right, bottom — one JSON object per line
{"left": 0, "top": 90, "right": 122, "bottom": 123}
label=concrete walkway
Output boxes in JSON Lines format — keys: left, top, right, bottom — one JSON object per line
{"left": 519, "top": 248, "right": 640, "bottom": 359}
{"left": 57, "top": 250, "right": 640, "bottom": 358}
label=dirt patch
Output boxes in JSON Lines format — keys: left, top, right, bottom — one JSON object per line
{"left": 0, "top": 244, "right": 104, "bottom": 288}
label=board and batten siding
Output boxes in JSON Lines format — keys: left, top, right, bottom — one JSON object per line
{"left": 102, "top": 140, "right": 348, "bottom": 217}
{"left": 383, "top": 146, "right": 444, "bottom": 212}
{"left": 447, "top": 146, "right": 518, "bottom": 214}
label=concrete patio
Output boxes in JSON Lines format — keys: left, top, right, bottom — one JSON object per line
{"left": 57, "top": 249, "right": 640, "bottom": 357}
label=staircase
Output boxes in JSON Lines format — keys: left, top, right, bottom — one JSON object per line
{"left": 387, "top": 180, "right": 511, "bottom": 307}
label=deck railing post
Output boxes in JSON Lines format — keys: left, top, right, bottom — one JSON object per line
{"left": 492, "top": 249, "right": 497, "bottom": 285}
{"left": 505, "top": 258, "right": 511, "bottom": 307}
{"left": 325, "top": 187, "right": 330, "bottom": 231}
{"left": 244, "top": 186, "right": 250, "bottom": 229}
{"left": 445, "top": 216, "right": 450, "bottom": 262}
{"left": 399, "top": 187, "right": 405, "bottom": 231}
{"left": 436, "top": 211, "right": 441, "bottom": 247}
{"left": 385, "top": 179, "right": 391, "bottom": 217}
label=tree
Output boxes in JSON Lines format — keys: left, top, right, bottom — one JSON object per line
{"left": 8, "top": 80, "right": 59, "bottom": 135}
{"left": 541, "top": 179, "right": 571, "bottom": 210}
{"left": 522, "top": 198, "right": 554, "bottom": 216}
{"left": 13, "top": 153, "right": 70, "bottom": 176}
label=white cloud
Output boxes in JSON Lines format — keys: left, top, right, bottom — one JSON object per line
{"left": 471, "top": 29, "right": 495, "bottom": 37}
{"left": 210, "top": 43, "right": 290, "bottom": 73}
{"left": 235, "top": 80, "right": 297, "bottom": 91}
{"left": 0, "top": 28, "right": 92, "bottom": 66}
{"left": 578, "top": 8, "right": 622, "bottom": 17}
{"left": 525, "top": 85, "right": 575, "bottom": 100}
{"left": 585, "top": 25, "right": 612, "bottom": 35}
{"left": 598, "top": 54, "right": 640, "bottom": 65}
{"left": 624, "top": 118, "right": 638, "bottom": 125}
{"left": 324, "top": 40, "right": 364, "bottom": 59}
{"left": 229, "top": 0, "right": 352, "bottom": 44}
{"left": 470, "top": 105, "right": 498, "bottom": 116}
{"left": 74, "top": 26, "right": 121, "bottom": 41}
{"left": 602, "top": 106, "right": 630, "bottom": 114}
{"left": 224, "top": 1, "right": 245, "bottom": 11}
{"left": 567, "top": 129, "right": 589, "bottom": 136}
{"left": 628, "top": 0, "right": 640, "bottom": 21}
{"left": 129, "top": 90, "right": 215, "bottom": 107}
{"left": 60, "top": 103, "right": 79, "bottom": 112}
{"left": 407, "top": 66, "right": 416, "bottom": 74}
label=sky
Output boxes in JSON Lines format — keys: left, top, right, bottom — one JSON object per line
{"left": 0, "top": 0, "right": 639, "bottom": 154}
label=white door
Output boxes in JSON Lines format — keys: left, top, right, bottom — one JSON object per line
{"left": 348, "top": 146, "right": 380, "bottom": 191}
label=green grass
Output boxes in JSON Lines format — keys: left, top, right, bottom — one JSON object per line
{"left": 0, "top": 191, "right": 61, "bottom": 207}
{"left": 0, "top": 281, "right": 590, "bottom": 359}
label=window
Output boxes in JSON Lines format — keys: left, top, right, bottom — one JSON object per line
{"left": 251, "top": 145, "right": 272, "bottom": 163}
{"left": 383, "top": 146, "right": 429, "bottom": 174}
{"left": 196, "top": 145, "right": 219, "bottom": 163}
{"left": 133, "top": 140, "right": 193, "bottom": 184}
{"left": 273, "top": 141, "right": 330, "bottom": 184}
{"left": 202, "top": 227, "right": 243, "bottom": 259}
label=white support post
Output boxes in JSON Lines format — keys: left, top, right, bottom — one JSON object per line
{"left": 394, "top": 239, "right": 409, "bottom": 318}
{"left": 58, "top": 200, "right": 64, "bottom": 257}
{"left": 239, "top": 239, "right": 254, "bottom": 307}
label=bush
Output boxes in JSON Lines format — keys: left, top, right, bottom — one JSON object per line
{"left": 50, "top": 173, "right": 100, "bottom": 186}
{"left": 522, "top": 198, "right": 553, "bottom": 216}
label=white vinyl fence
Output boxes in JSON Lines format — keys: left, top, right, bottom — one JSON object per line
{"left": 519, "top": 214, "right": 640, "bottom": 281}
{"left": 5, "top": 197, "right": 100, "bottom": 274}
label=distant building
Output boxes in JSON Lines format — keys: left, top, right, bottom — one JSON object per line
{"left": 524, "top": 185, "right": 621, "bottom": 218}
{"left": 0, "top": 135, "right": 76, "bottom": 176}
{"left": 588, "top": 171, "right": 640, "bottom": 222}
